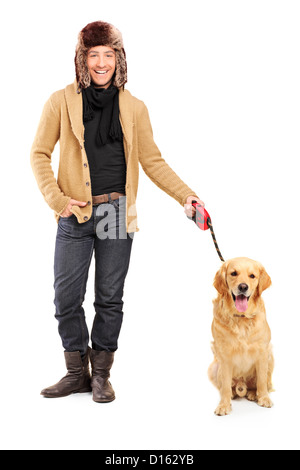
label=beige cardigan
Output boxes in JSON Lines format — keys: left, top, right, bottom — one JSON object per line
{"left": 31, "top": 80, "right": 198, "bottom": 232}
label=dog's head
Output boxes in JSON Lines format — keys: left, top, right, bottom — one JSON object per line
{"left": 214, "top": 257, "right": 271, "bottom": 315}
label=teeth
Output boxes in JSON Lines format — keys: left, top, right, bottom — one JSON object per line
{"left": 95, "top": 71, "right": 108, "bottom": 74}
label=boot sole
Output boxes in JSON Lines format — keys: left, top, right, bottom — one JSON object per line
{"left": 93, "top": 396, "right": 116, "bottom": 404}
{"left": 41, "top": 388, "right": 92, "bottom": 398}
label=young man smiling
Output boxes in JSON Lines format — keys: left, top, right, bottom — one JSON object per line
{"left": 88, "top": 46, "right": 116, "bottom": 87}
{"left": 31, "top": 21, "right": 204, "bottom": 403}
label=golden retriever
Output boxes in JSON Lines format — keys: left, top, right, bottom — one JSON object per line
{"left": 208, "top": 257, "right": 274, "bottom": 416}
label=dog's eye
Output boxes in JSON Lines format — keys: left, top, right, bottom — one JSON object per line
{"left": 249, "top": 274, "right": 255, "bottom": 279}
{"left": 231, "top": 271, "right": 238, "bottom": 277}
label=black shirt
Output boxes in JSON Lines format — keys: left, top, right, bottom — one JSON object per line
{"left": 83, "top": 94, "right": 127, "bottom": 196}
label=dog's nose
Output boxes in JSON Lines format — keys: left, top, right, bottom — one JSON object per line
{"left": 238, "top": 283, "right": 249, "bottom": 293}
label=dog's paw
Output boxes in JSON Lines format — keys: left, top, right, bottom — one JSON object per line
{"left": 246, "top": 390, "right": 257, "bottom": 402}
{"left": 257, "top": 395, "right": 273, "bottom": 408}
{"left": 215, "top": 402, "right": 232, "bottom": 416}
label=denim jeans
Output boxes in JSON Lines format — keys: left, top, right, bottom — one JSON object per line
{"left": 54, "top": 197, "right": 134, "bottom": 355}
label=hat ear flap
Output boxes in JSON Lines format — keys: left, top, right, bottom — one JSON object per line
{"left": 75, "top": 32, "right": 91, "bottom": 89}
{"left": 113, "top": 48, "right": 127, "bottom": 88}
{"left": 214, "top": 262, "right": 228, "bottom": 295}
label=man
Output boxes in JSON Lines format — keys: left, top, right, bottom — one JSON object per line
{"left": 31, "top": 21, "right": 204, "bottom": 403}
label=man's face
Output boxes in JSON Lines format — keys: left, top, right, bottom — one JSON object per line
{"left": 86, "top": 45, "right": 116, "bottom": 88}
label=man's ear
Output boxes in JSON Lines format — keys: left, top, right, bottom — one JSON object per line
{"left": 258, "top": 266, "right": 272, "bottom": 296}
{"left": 213, "top": 262, "right": 228, "bottom": 295}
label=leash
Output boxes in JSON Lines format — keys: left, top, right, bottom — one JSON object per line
{"left": 188, "top": 201, "right": 225, "bottom": 263}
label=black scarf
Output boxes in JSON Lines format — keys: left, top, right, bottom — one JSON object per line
{"left": 82, "top": 84, "right": 123, "bottom": 146}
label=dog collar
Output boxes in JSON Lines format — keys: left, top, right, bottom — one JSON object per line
{"left": 234, "top": 313, "right": 256, "bottom": 319}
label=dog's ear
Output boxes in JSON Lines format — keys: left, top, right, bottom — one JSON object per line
{"left": 214, "top": 262, "right": 228, "bottom": 295}
{"left": 257, "top": 265, "right": 272, "bottom": 296}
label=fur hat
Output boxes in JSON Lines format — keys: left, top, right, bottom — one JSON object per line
{"left": 75, "top": 21, "right": 127, "bottom": 90}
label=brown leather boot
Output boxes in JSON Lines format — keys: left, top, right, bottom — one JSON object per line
{"left": 90, "top": 349, "right": 115, "bottom": 403}
{"left": 41, "top": 351, "right": 92, "bottom": 398}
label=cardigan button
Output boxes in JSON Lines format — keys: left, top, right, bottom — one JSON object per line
{"left": 83, "top": 216, "right": 88, "bottom": 221}
{"left": 84, "top": 163, "right": 88, "bottom": 168}
{"left": 86, "top": 182, "right": 90, "bottom": 186}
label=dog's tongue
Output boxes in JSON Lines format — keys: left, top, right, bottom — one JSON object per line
{"left": 235, "top": 295, "right": 248, "bottom": 313}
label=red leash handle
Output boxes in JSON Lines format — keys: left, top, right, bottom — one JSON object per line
{"left": 190, "top": 201, "right": 210, "bottom": 231}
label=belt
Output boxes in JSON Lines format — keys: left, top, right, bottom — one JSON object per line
{"left": 92, "top": 192, "right": 125, "bottom": 206}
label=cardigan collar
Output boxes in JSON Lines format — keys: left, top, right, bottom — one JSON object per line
{"left": 65, "top": 80, "right": 134, "bottom": 147}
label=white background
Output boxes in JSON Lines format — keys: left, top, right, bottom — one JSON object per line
{"left": 1, "top": 0, "right": 300, "bottom": 450}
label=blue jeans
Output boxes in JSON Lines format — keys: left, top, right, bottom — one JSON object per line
{"left": 54, "top": 198, "right": 134, "bottom": 355}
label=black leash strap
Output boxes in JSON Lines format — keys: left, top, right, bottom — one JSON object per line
{"left": 206, "top": 217, "right": 225, "bottom": 263}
